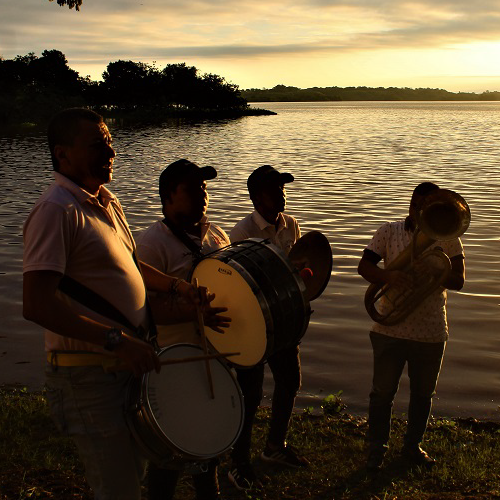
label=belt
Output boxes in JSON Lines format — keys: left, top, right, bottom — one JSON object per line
{"left": 47, "top": 351, "right": 121, "bottom": 369}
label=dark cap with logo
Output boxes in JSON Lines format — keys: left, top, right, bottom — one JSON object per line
{"left": 247, "top": 165, "right": 294, "bottom": 196}
{"left": 159, "top": 159, "right": 217, "bottom": 201}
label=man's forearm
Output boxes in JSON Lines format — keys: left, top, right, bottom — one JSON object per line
{"left": 139, "top": 260, "right": 180, "bottom": 292}
{"left": 24, "top": 293, "right": 110, "bottom": 347}
{"left": 443, "top": 256, "right": 465, "bottom": 291}
{"left": 148, "top": 294, "right": 196, "bottom": 325}
{"left": 358, "top": 258, "right": 387, "bottom": 285}
{"left": 23, "top": 270, "right": 119, "bottom": 347}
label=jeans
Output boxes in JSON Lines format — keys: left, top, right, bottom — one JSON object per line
{"left": 367, "top": 332, "right": 446, "bottom": 454}
{"left": 45, "top": 364, "right": 147, "bottom": 500}
{"left": 231, "top": 345, "right": 301, "bottom": 463}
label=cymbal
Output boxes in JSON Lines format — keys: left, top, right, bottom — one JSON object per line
{"left": 288, "top": 231, "right": 332, "bottom": 301}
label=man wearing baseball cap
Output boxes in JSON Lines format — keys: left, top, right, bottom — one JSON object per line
{"left": 136, "top": 158, "right": 231, "bottom": 500}
{"left": 228, "top": 165, "right": 308, "bottom": 492}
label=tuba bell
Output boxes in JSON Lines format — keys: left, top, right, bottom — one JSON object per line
{"left": 364, "top": 189, "right": 471, "bottom": 326}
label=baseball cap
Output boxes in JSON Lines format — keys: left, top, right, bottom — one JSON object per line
{"left": 247, "top": 165, "right": 294, "bottom": 195}
{"left": 159, "top": 159, "right": 217, "bottom": 199}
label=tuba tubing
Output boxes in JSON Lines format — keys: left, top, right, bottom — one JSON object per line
{"left": 364, "top": 243, "right": 451, "bottom": 326}
{"left": 364, "top": 189, "right": 470, "bottom": 326}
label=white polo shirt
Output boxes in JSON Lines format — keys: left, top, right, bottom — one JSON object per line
{"left": 136, "top": 217, "right": 230, "bottom": 346}
{"left": 136, "top": 217, "right": 230, "bottom": 279}
{"left": 230, "top": 210, "right": 300, "bottom": 256}
{"left": 366, "top": 219, "right": 464, "bottom": 342}
{"left": 23, "top": 172, "right": 148, "bottom": 353}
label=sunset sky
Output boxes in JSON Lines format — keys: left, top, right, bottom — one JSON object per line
{"left": 2, "top": 0, "right": 500, "bottom": 92}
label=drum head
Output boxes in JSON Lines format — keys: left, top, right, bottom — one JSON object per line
{"left": 288, "top": 231, "right": 332, "bottom": 301}
{"left": 146, "top": 344, "right": 243, "bottom": 458}
{"left": 191, "top": 258, "right": 268, "bottom": 367}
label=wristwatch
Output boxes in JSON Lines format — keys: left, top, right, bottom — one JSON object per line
{"left": 104, "top": 327, "right": 124, "bottom": 351}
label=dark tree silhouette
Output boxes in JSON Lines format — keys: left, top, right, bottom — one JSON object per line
{"left": 195, "top": 73, "right": 246, "bottom": 109}
{"left": 161, "top": 63, "right": 200, "bottom": 107}
{"left": 0, "top": 50, "right": 87, "bottom": 124}
{"left": 48, "top": 0, "right": 83, "bottom": 11}
{"left": 99, "top": 60, "right": 248, "bottom": 112}
{"left": 0, "top": 50, "right": 253, "bottom": 126}
{"left": 101, "top": 60, "right": 155, "bottom": 108}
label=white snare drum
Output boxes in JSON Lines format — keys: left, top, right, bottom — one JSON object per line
{"left": 190, "top": 239, "right": 310, "bottom": 367}
{"left": 126, "top": 344, "right": 244, "bottom": 467}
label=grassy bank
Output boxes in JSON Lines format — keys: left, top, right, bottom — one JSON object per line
{"left": 1, "top": 386, "right": 499, "bottom": 500}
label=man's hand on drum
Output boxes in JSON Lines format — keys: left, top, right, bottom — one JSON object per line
{"left": 199, "top": 288, "right": 231, "bottom": 334}
{"left": 114, "top": 334, "right": 161, "bottom": 377}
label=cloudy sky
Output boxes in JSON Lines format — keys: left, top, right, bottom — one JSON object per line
{"left": 2, "top": 0, "right": 500, "bottom": 92}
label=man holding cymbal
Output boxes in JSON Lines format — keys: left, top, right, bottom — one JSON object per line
{"left": 228, "top": 165, "right": 309, "bottom": 492}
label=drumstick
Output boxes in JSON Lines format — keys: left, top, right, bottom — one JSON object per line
{"left": 160, "top": 351, "right": 240, "bottom": 366}
{"left": 103, "top": 352, "right": 240, "bottom": 373}
{"left": 194, "top": 278, "right": 215, "bottom": 399}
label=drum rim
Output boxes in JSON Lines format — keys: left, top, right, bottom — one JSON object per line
{"left": 127, "top": 343, "right": 245, "bottom": 464}
{"left": 191, "top": 240, "right": 311, "bottom": 364}
{"left": 191, "top": 255, "right": 274, "bottom": 367}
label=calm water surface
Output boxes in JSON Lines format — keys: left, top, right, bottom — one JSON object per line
{"left": 1, "top": 101, "right": 499, "bottom": 419}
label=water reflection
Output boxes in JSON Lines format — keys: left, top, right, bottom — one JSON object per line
{"left": 1, "top": 102, "right": 499, "bottom": 419}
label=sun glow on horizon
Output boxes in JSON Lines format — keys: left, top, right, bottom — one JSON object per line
{"left": 3, "top": 0, "right": 500, "bottom": 94}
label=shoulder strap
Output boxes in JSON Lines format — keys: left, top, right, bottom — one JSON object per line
{"left": 162, "top": 218, "right": 203, "bottom": 257}
{"left": 58, "top": 275, "right": 137, "bottom": 333}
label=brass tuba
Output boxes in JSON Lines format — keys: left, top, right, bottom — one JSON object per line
{"left": 364, "top": 189, "right": 471, "bottom": 326}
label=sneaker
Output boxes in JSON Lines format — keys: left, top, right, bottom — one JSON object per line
{"left": 228, "top": 462, "right": 260, "bottom": 491}
{"left": 260, "top": 444, "right": 309, "bottom": 468}
{"left": 366, "top": 450, "right": 385, "bottom": 473}
{"left": 402, "top": 445, "right": 436, "bottom": 468}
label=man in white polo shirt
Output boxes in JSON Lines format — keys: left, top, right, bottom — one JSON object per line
{"left": 136, "top": 159, "right": 230, "bottom": 500}
{"left": 23, "top": 109, "right": 205, "bottom": 499}
{"left": 358, "top": 182, "right": 466, "bottom": 472}
{"left": 228, "top": 165, "right": 308, "bottom": 492}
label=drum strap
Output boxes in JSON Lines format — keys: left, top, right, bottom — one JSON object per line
{"left": 58, "top": 251, "right": 159, "bottom": 349}
{"left": 162, "top": 218, "right": 203, "bottom": 258}
{"left": 58, "top": 275, "right": 139, "bottom": 334}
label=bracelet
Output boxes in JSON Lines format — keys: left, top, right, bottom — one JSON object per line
{"left": 170, "top": 278, "right": 187, "bottom": 294}
{"left": 170, "top": 278, "right": 181, "bottom": 293}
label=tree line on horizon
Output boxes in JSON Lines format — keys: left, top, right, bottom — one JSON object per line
{"left": 0, "top": 50, "right": 249, "bottom": 126}
{"left": 241, "top": 84, "right": 500, "bottom": 102}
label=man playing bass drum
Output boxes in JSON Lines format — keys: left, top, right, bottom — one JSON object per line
{"left": 136, "top": 158, "right": 231, "bottom": 500}
{"left": 357, "top": 181, "right": 466, "bottom": 472}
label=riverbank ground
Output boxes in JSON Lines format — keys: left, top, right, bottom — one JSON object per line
{"left": 1, "top": 386, "right": 499, "bottom": 499}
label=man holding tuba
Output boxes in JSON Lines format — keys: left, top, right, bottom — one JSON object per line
{"left": 358, "top": 182, "right": 467, "bottom": 472}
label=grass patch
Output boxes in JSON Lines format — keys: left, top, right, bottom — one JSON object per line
{"left": 1, "top": 386, "right": 499, "bottom": 499}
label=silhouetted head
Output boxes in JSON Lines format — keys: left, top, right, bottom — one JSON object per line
{"left": 48, "top": 108, "right": 105, "bottom": 172}
{"left": 247, "top": 165, "right": 294, "bottom": 222}
{"left": 47, "top": 108, "right": 115, "bottom": 195}
{"left": 160, "top": 159, "right": 217, "bottom": 228}
{"left": 408, "top": 181, "right": 440, "bottom": 227}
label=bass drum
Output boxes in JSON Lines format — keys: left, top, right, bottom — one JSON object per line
{"left": 126, "top": 344, "right": 244, "bottom": 467}
{"left": 190, "top": 239, "right": 311, "bottom": 368}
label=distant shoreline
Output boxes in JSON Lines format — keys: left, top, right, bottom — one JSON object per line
{"left": 242, "top": 85, "right": 500, "bottom": 102}
{"left": 0, "top": 106, "right": 277, "bottom": 132}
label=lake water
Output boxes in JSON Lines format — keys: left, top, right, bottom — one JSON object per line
{"left": 1, "top": 101, "right": 499, "bottom": 420}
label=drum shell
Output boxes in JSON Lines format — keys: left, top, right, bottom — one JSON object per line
{"left": 191, "top": 239, "right": 311, "bottom": 367}
{"left": 126, "top": 344, "right": 244, "bottom": 467}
